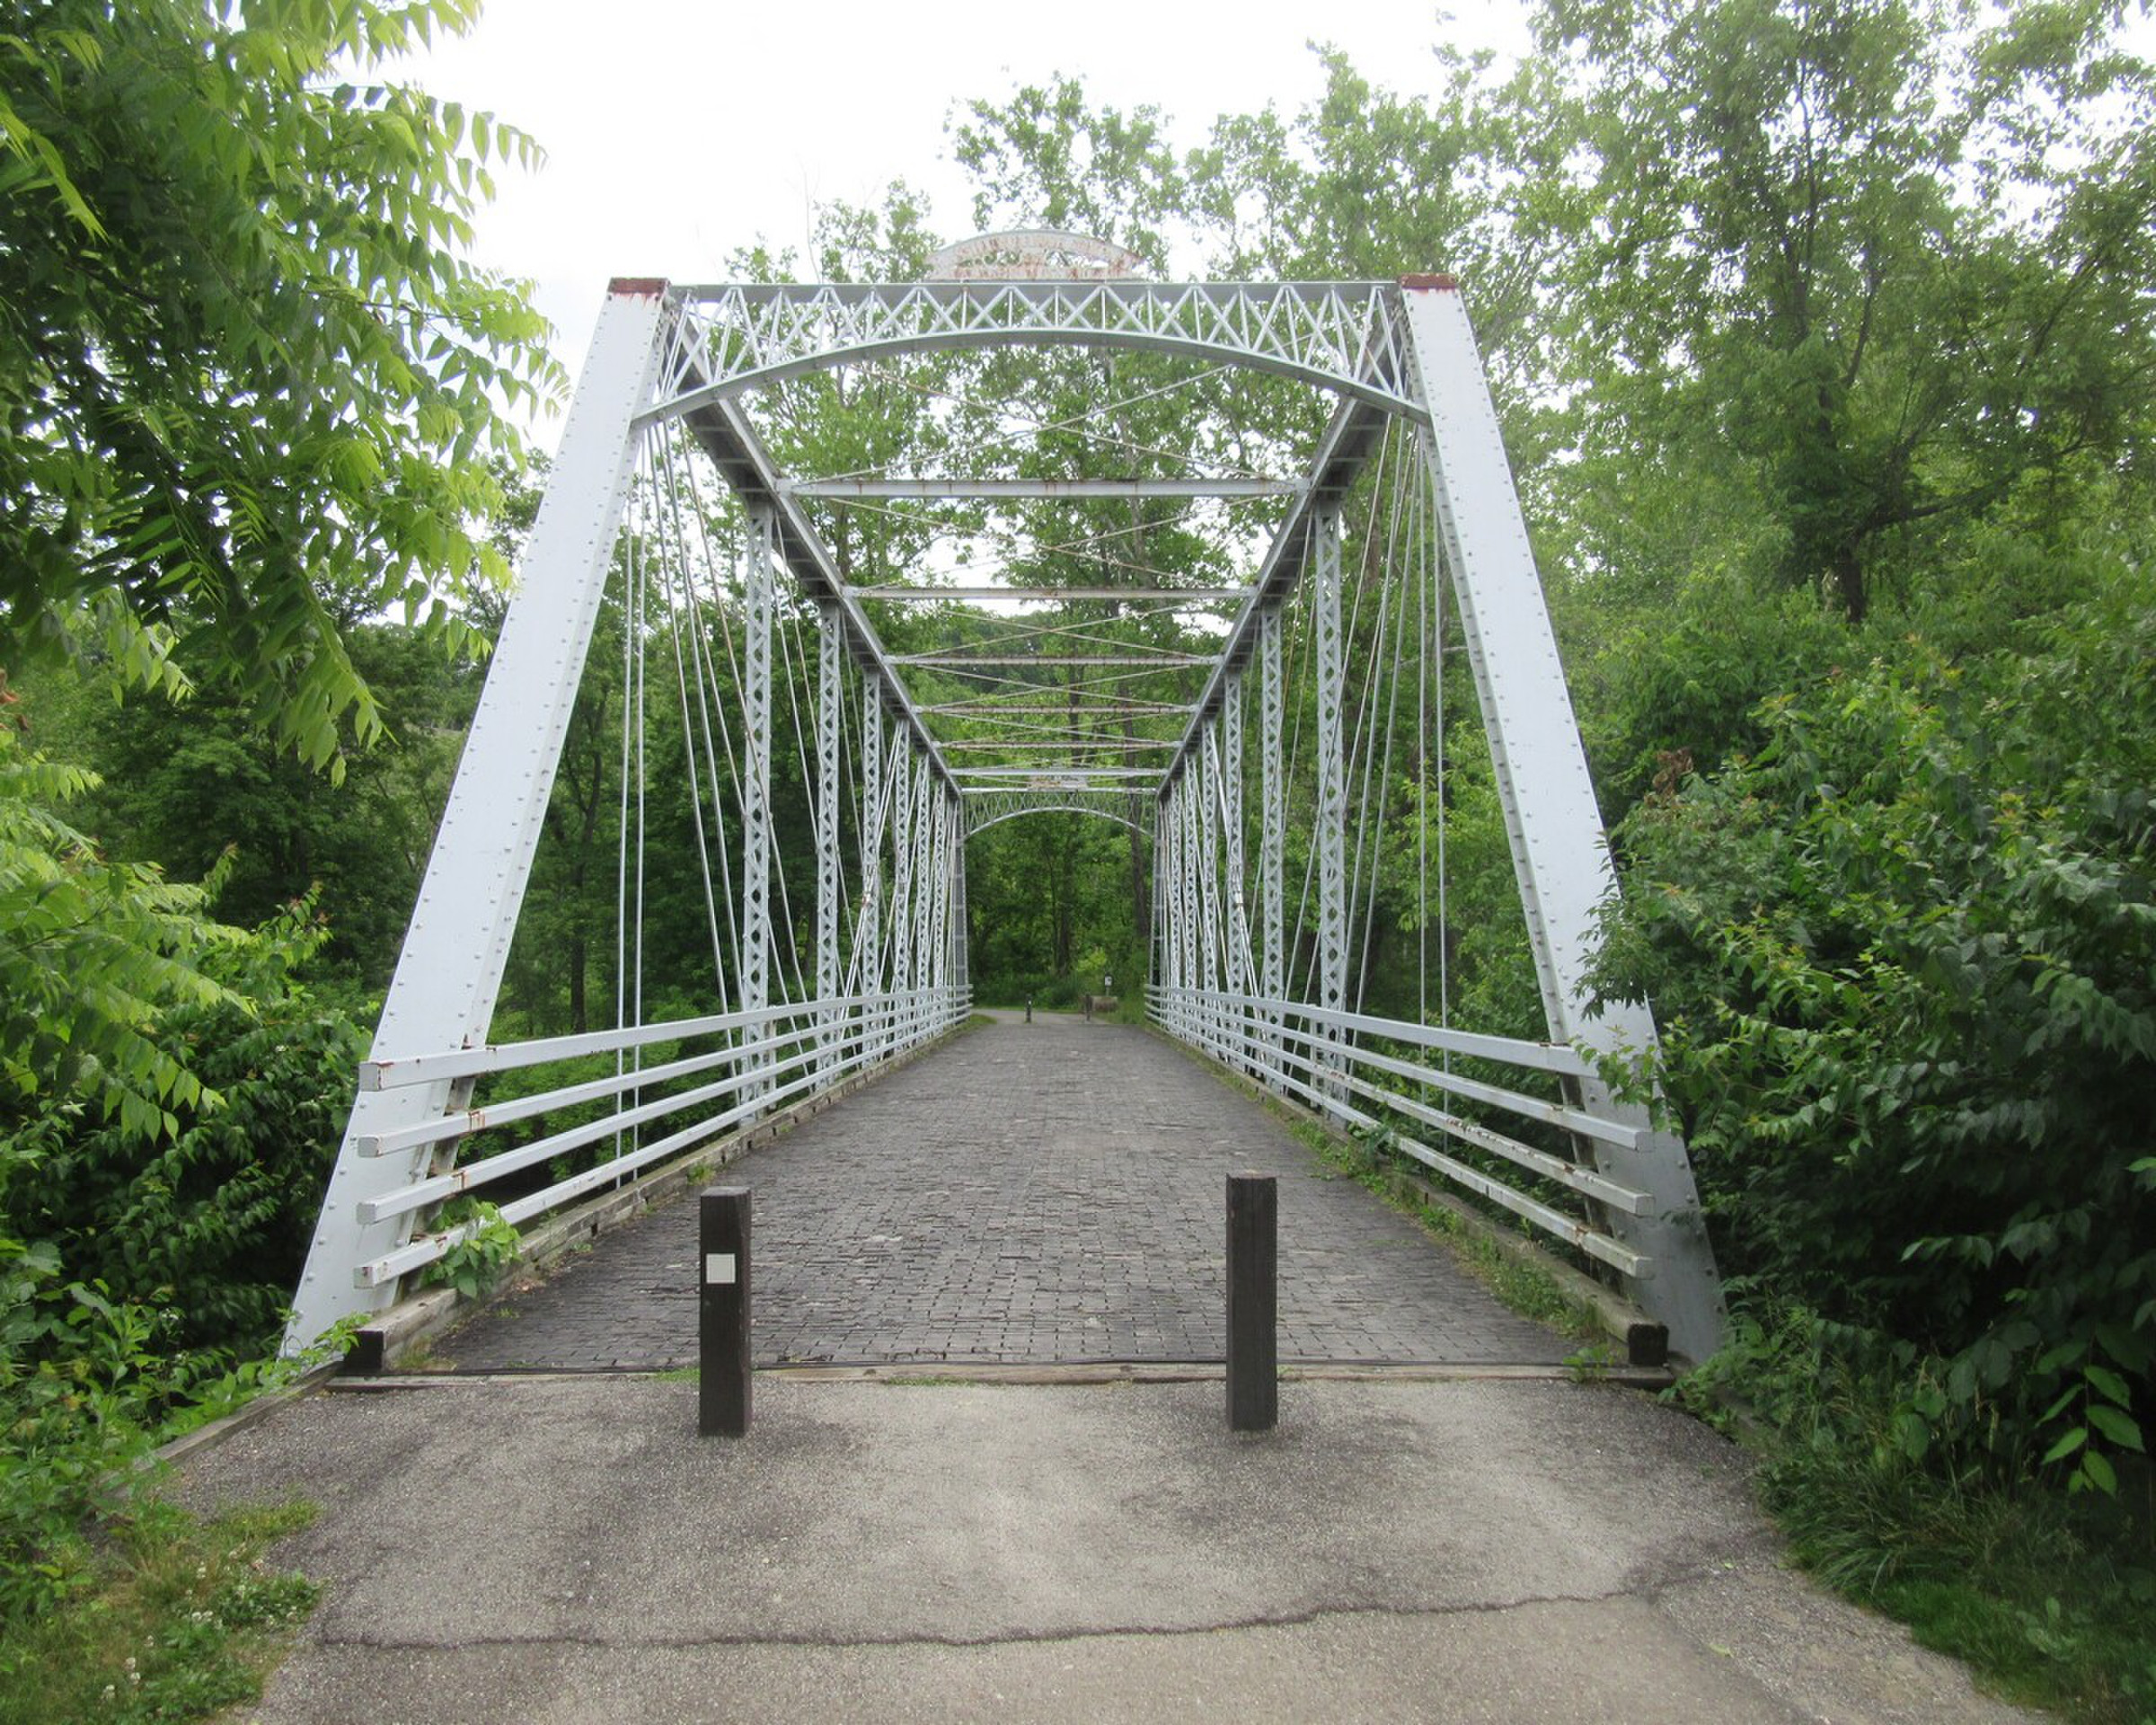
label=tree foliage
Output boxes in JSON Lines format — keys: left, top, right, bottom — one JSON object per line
{"left": 1534, "top": 0, "right": 2156, "bottom": 622}
{"left": 1595, "top": 565, "right": 2155, "bottom": 1484}
{"left": 0, "top": 0, "right": 560, "bottom": 767}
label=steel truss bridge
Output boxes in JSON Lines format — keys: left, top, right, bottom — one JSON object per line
{"left": 287, "top": 244, "right": 1726, "bottom": 1365}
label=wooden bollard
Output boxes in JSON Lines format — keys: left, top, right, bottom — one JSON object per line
{"left": 1226, "top": 1172, "right": 1277, "bottom": 1431}
{"left": 699, "top": 1187, "right": 751, "bottom": 1437}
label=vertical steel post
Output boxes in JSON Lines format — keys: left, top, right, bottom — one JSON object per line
{"left": 928, "top": 783, "right": 950, "bottom": 1016}
{"left": 283, "top": 281, "right": 668, "bottom": 1354}
{"left": 888, "top": 733, "right": 913, "bottom": 1051}
{"left": 1155, "top": 793, "right": 1171, "bottom": 1013}
{"left": 1189, "top": 776, "right": 1207, "bottom": 1043}
{"left": 1259, "top": 609, "right": 1285, "bottom": 1089}
{"left": 1312, "top": 508, "right": 1348, "bottom": 1099}
{"left": 1198, "top": 721, "right": 1223, "bottom": 1059}
{"left": 1164, "top": 784, "right": 1181, "bottom": 1026}
{"left": 950, "top": 795, "right": 969, "bottom": 1006}
{"left": 816, "top": 604, "right": 842, "bottom": 1072}
{"left": 1221, "top": 677, "right": 1247, "bottom": 1071}
{"left": 1400, "top": 280, "right": 1725, "bottom": 1364}
{"left": 911, "top": 756, "right": 932, "bottom": 1045}
{"left": 858, "top": 693, "right": 884, "bottom": 1060}
{"left": 739, "top": 506, "right": 775, "bottom": 1107}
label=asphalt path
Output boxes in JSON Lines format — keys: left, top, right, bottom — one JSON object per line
{"left": 175, "top": 1373, "right": 2038, "bottom": 1723}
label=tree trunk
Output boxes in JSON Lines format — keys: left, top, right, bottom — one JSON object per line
{"left": 1832, "top": 543, "right": 1868, "bottom": 624}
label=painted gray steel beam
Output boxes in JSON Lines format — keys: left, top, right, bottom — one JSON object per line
{"left": 1198, "top": 720, "right": 1224, "bottom": 1052}
{"left": 1400, "top": 280, "right": 1725, "bottom": 1365}
{"left": 739, "top": 507, "right": 774, "bottom": 1097}
{"left": 858, "top": 693, "right": 884, "bottom": 1005}
{"left": 939, "top": 740, "right": 1172, "bottom": 753}
{"left": 947, "top": 765, "right": 1162, "bottom": 780}
{"left": 1221, "top": 677, "right": 1249, "bottom": 1069}
{"left": 891, "top": 652, "right": 1216, "bottom": 668}
{"left": 282, "top": 281, "right": 667, "bottom": 1353}
{"left": 851, "top": 585, "right": 1253, "bottom": 605}
{"left": 1180, "top": 776, "right": 1201, "bottom": 1039}
{"left": 1312, "top": 508, "right": 1347, "bottom": 1025}
{"left": 888, "top": 733, "right": 913, "bottom": 1011}
{"left": 789, "top": 478, "right": 1301, "bottom": 500}
{"left": 910, "top": 757, "right": 933, "bottom": 1040}
{"left": 950, "top": 806, "right": 967, "bottom": 994}
{"left": 963, "top": 789, "right": 1153, "bottom": 836}
{"left": 1259, "top": 608, "right": 1285, "bottom": 1082}
{"left": 923, "top": 700, "right": 1197, "bottom": 717}
{"left": 816, "top": 604, "right": 842, "bottom": 1068}
{"left": 646, "top": 279, "right": 1422, "bottom": 423}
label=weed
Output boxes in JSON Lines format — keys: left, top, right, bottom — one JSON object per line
{"left": 1566, "top": 1342, "right": 1620, "bottom": 1383}
{"left": 419, "top": 1200, "right": 520, "bottom": 1303}
{"left": 0, "top": 1499, "right": 320, "bottom": 1725}
{"left": 1678, "top": 1307, "right": 2156, "bottom": 1722}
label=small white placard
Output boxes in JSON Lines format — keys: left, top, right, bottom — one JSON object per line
{"left": 703, "top": 1252, "right": 738, "bottom": 1286}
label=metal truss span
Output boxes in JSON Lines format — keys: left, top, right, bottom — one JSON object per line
{"left": 286, "top": 260, "right": 1726, "bottom": 1369}
{"left": 644, "top": 279, "right": 1425, "bottom": 425}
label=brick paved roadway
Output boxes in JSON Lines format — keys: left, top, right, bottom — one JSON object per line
{"left": 437, "top": 1013, "right": 1574, "bottom": 1370}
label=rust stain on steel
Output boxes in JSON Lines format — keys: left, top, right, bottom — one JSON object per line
{"left": 608, "top": 276, "right": 669, "bottom": 297}
{"left": 1400, "top": 273, "right": 1459, "bottom": 291}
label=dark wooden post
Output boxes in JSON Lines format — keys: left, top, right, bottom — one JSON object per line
{"left": 1226, "top": 1172, "right": 1277, "bottom": 1431}
{"left": 699, "top": 1186, "right": 751, "bottom": 1437}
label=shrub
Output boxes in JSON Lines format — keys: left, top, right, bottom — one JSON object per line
{"left": 1595, "top": 577, "right": 2156, "bottom": 1488}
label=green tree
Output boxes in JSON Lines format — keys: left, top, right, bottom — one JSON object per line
{"left": 47, "top": 623, "right": 482, "bottom": 992}
{"left": 0, "top": 0, "right": 560, "bottom": 765}
{"left": 1533, "top": 0, "right": 2156, "bottom": 623}
{"left": 1594, "top": 568, "right": 2156, "bottom": 1484}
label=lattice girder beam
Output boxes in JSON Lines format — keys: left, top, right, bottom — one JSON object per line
{"left": 815, "top": 603, "right": 843, "bottom": 1069}
{"left": 649, "top": 279, "right": 1422, "bottom": 425}
{"left": 888, "top": 730, "right": 914, "bottom": 1008}
{"left": 1312, "top": 507, "right": 1348, "bottom": 1025}
{"left": 1259, "top": 607, "right": 1285, "bottom": 1082}
{"left": 857, "top": 693, "right": 886, "bottom": 1047}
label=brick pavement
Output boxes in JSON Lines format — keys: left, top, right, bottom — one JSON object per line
{"left": 436, "top": 1012, "right": 1575, "bottom": 1370}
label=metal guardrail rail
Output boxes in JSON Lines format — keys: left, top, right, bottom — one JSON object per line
{"left": 345, "top": 986, "right": 969, "bottom": 1290}
{"left": 1148, "top": 985, "right": 1651, "bottom": 1278}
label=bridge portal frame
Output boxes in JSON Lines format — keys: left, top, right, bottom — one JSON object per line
{"left": 285, "top": 270, "right": 1724, "bottom": 1366}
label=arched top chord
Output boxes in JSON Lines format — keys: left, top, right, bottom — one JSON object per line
{"left": 963, "top": 788, "right": 1154, "bottom": 838}
{"left": 638, "top": 279, "right": 1430, "bottom": 428}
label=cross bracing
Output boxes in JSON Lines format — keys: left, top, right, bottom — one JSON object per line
{"left": 286, "top": 258, "right": 1727, "bottom": 1367}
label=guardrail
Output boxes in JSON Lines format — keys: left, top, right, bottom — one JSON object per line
{"left": 1146, "top": 984, "right": 1648, "bottom": 1278}
{"left": 350, "top": 986, "right": 970, "bottom": 1289}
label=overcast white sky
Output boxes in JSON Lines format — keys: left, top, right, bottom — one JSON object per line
{"left": 395, "top": 0, "right": 1535, "bottom": 438}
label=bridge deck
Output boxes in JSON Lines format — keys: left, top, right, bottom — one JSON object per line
{"left": 434, "top": 1012, "right": 1576, "bottom": 1371}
